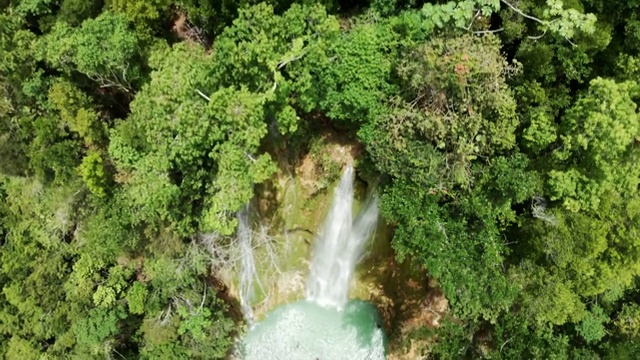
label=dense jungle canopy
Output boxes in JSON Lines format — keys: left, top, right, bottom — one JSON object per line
{"left": 2, "top": 0, "right": 640, "bottom": 359}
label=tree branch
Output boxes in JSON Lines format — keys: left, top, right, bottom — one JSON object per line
{"left": 501, "top": 0, "right": 545, "bottom": 25}
{"left": 196, "top": 89, "right": 211, "bottom": 102}
{"left": 199, "top": 280, "right": 207, "bottom": 311}
{"left": 464, "top": 10, "right": 481, "bottom": 31}
{"left": 473, "top": 28, "right": 504, "bottom": 35}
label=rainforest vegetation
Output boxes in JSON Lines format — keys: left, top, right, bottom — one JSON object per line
{"left": 2, "top": 0, "right": 640, "bottom": 358}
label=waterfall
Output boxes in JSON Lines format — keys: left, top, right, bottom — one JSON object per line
{"left": 237, "top": 206, "right": 257, "bottom": 326}
{"left": 240, "top": 167, "right": 385, "bottom": 359}
{"left": 306, "top": 167, "right": 379, "bottom": 309}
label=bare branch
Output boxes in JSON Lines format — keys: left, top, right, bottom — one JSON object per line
{"left": 473, "top": 28, "right": 504, "bottom": 35}
{"left": 199, "top": 280, "right": 207, "bottom": 311}
{"left": 245, "top": 152, "right": 257, "bottom": 163}
{"left": 196, "top": 89, "right": 211, "bottom": 102}
{"left": 501, "top": 0, "right": 544, "bottom": 24}
{"left": 531, "top": 195, "right": 557, "bottom": 225}
{"left": 271, "top": 52, "right": 305, "bottom": 92}
{"left": 500, "top": 336, "right": 514, "bottom": 353}
{"left": 160, "top": 303, "right": 173, "bottom": 326}
{"left": 277, "top": 54, "right": 305, "bottom": 70}
{"left": 564, "top": 36, "right": 577, "bottom": 47}
{"left": 465, "top": 10, "right": 481, "bottom": 31}
{"left": 528, "top": 30, "right": 547, "bottom": 40}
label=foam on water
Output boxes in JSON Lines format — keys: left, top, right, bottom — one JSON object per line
{"left": 240, "top": 300, "right": 386, "bottom": 360}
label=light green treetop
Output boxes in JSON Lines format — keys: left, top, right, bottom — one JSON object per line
{"left": 549, "top": 78, "right": 640, "bottom": 212}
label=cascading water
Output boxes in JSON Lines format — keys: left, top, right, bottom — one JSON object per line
{"left": 306, "top": 166, "right": 379, "bottom": 309}
{"left": 240, "top": 167, "right": 385, "bottom": 359}
{"left": 237, "top": 206, "right": 257, "bottom": 326}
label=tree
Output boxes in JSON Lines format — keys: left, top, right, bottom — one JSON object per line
{"left": 106, "top": 0, "right": 172, "bottom": 30}
{"left": 40, "top": 12, "right": 144, "bottom": 93}
{"left": 615, "top": 303, "right": 640, "bottom": 339}
{"left": 313, "top": 19, "right": 395, "bottom": 123}
{"left": 362, "top": 34, "right": 520, "bottom": 188}
{"left": 77, "top": 150, "right": 109, "bottom": 197}
{"left": 0, "top": 14, "right": 39, "bottom": 176}
{"left": 109, "top": 42, "right": 276, "bottom": 235}
{"left": 57, "top": 0, "right": 103, "bottom": 26}
{"left": 576, "top": 304, "right": 609, "bottom": 344}
{"left": 47, "top": 80, "right": 107, "bottom": 146}
{"left": 381, "top": 180, "right": 517, "bottom": 321}
{"left": 0, "top": 176, "right": 78, "bottom": 357}
{"left": 209, "top": 2, "right": 340, "bottom": 125}
{"left": 548, "top": 78, "right": 640, "bottom": 212}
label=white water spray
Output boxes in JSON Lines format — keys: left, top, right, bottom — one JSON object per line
{"left": 306, "top": 167, "right": 379, "bottom": 309}
{"left": 237, "top": 206, "right": 257, "bottom": 326}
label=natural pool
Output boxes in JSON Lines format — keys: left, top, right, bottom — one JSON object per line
{"left": 239, "top": 300, "right": 386, "bottom": 360}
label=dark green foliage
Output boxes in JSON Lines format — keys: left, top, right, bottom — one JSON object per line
{"left": 315, "top": 21, "right": 395, "bottom": 123}
{"left": 361, "top": 33, "right": 520, "bottom": 188}
{"left": 427, "top": 318, "right": 474, "bottom": 359}
{"left": 40, "top": 12, "right": 145, "bottom": 92}
{"left": 3, "top": 0, "right": 640, "bottom": 359}
{"left": 604, "top": 341, "right": 640, "bottom": 360}
{"left": 382, "top": 181, "right": 517, "bottom": 321}
{"left": 57, "top": 0, "right": 104, "bottom": 26}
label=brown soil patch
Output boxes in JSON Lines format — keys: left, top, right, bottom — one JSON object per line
{"left": 297, "top": 154, "right": 317, "bottom": 195}
{"left": 172, "top": 13, "right": 187, "bottom": 37}
{"left": 401, "top": 279, "right": 449, "bottom": 330}
{"left": 171, "top": 12, "right": 207, "bottom": 46}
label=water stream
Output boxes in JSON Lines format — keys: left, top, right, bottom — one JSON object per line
{"left": 237, "top": 206, "right": 257, "bottom": 326}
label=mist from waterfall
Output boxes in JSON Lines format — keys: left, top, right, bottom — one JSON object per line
{"left": 237, "top": 206, "right": 257, "bottom": 326}
{"left": 306, "top": 166, "right": 379, "bottom": 309}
